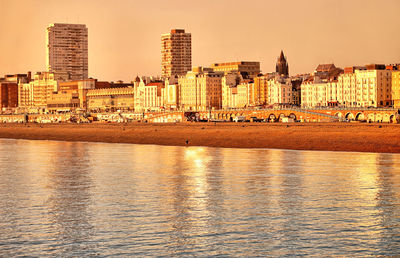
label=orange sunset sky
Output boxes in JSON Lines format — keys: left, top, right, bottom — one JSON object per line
{"left": 0, "top": 0, "right": 399, "bottom": 82}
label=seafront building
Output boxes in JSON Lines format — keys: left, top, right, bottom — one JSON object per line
{"left": 161, "top": 29, "right": 192, "bottom": 78}
{"left": 222, "top": 79, "right": 254, "bottom": 109}
{"left": 0, "top": 73, "right": 30, "bottom": 110}
{"left": 253, "top": 74, "right": 270, "bottom": 106}
{"left": 133, "top": 76, "right": 164, "bottom": 112}
{"left": 46, "top": 79, "right": 98, "bottom": 111}
{"left": 301, "top": 78, "right": 338, "bottom": 107}
{"left": 178, "top": 67, "right": 224, "bottom": 110}
{"left": 17, "top": 74, "right": 136, "bottom": 112}
{"left": 164, "top": 76, "right": 180, "bottom": 110}
{"left": 18, "top": 82, "right": 34, "bottom": 108}
{"left": 352, "top": 68, "right": 391, "bottom": 107}
{"left": 267, "top": 76, "right": 294, "bottom": 105}
{"left": 336, "top": 65, "right": 391, "bottom": 107}
{"left": 0, "top": 83, "right": 18, "bottom": 109}
{"left": 46, "top": 23, "right": 88, "bottom": 81}
{"left": 52, "top": 80, "right": 134, "bottom": 112}
{"left": 301, "top": 64, "right": 344, "bottom": 108}
{"left": 392, "top": 70, "right": 400, "bottom": 108}
{"left": 46, "top": 90, "right": 80, "bottom": 112}
{"left": 301, "top": 65, "right": 393, "bottom": 108}
{"left": 2, "top": 23, "right": 399, "bottom": 114}
{"left": 87, "top": 87, "right": 135, "bottom": 112}
{"left": 18, "top": 72, "right": 58, "bottom": 109}
{"left": 222, "top": 72, "right": 243, "bottom": 108}
{"left": 211, "top": 61, "right": 260, "bottom": 79}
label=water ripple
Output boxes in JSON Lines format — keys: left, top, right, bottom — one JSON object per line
{"left": 0, "top": 139, "right": 400, "bottom": 256}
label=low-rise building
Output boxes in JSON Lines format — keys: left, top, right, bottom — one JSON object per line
{"left": 87, "top": 87, "right": 135, "bottom": 112}
{"left": 134, "top": 77, "right": 164, "bottom": 112}
{"left": 58, "top": 79, "right": 97, "bottom": 110}
{"left": 222, "top": 72, "right": 242, "bottom": 109}
{"left": 0, "top": 83, "right": 18, "bottom": 109}
{"left": 301, "top": 78, "right": 338, "bottom": 108}
{"left": 47, "top": 90, "right": 80, "bottom": 112}
{"left": 267, "top": 76, "right": 293, "bottom": 106}
{"left": 164, "top": 76, "right": 180, "bottom": 110}
{"left": 211, "top": 61, "right": 260, "bottom": 79}
{"left": 0, "top": 72, "right": 31, "bottom": 84}
{"left": 18, "top": 72, "right": 58, "bottom": 109}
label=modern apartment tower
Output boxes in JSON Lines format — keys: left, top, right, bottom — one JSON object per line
{"left": 161, "top": 29, "right": 192, "bottom": 78}
{"left": 46, "top": 23, "right": 88, "bottom": 81}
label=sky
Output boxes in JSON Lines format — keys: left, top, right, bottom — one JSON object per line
{"left": 0, "top": 0, "right": 399, "bottom": 82}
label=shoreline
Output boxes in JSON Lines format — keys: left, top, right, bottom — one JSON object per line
{"left": 0, "top": 122, "right": 399, "bottom": 153}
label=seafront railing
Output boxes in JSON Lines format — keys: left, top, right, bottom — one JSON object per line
{"left": 0, "top": 106, "right": 398, "bottom": 123}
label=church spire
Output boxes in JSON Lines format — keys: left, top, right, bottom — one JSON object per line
{"left": 279, "top": 50, "right": 285, "bottom": 61}
{"left": 276, "top": 50, "right": 289, "bottom": 77}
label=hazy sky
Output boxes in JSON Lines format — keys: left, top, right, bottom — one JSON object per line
{"left": 0, "top": 0, "right": 399, "bottom": 81}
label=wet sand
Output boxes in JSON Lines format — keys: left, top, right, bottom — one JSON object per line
{"left": 0, "top": 122, "right": 399, "bottom": 153}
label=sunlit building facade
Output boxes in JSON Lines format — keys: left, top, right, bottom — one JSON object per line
{"left": 161, "top": 29, "right": 192, "bottom": 78}
{"left": 222, "top": 81, "right": 254, "bottom": 109}
{"left": 301, "top": 79, "right": 338, "bottom": 108}
{"left": 18, "top": 72, "right": 58, "bottom": 108}
{"left": 47, "top": 23, "right": 88, "bottom": 81}
{"left": 178, "top": 67, "right": 223, "bottom": 110}
{"left": 134, "top": 77, "right": 165, "bottom": 112}
{"left": 267, "top": 77, "right": 293, "bottom": 105}
{"left": 301, "top": 66, "right": 393, "bottom": 108}
{"left": 211, "top": 61, "right": 260, "bottom": 79}
{"left": 87, "top": 87, "right": 135, "bottom": 111}
{"left": 18, "top": 82, "right": 34, "bottom": 108}
{"left": 392, "top": 71, "right": 400, "bottom": 108}
{"left": 338, "top": 68, "right": 392, "bottom": 107}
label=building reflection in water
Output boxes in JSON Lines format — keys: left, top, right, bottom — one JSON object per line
{"left": 1, "top": 139, "right": 400, "bottom": 256}
{"left": 163, "top": 147, "right": 215, "bottom": 254}
{"left": 375, "top": 153, "right": 400, "bottom": 253}
{"left": 44, "top": 142, "right": 97, "bottom": 256}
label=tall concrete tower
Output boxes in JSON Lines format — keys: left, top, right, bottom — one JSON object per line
{"left": 46, "top": 23, "right": 88, "bottom": 81}
{"left": 161, "top": 29, "right": 192, "bottom": 78}
{"left": 276, "top": 50, "right": 289, "bottom": 77}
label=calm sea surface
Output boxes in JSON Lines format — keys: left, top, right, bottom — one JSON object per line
{"left": 0, "top": 139, "right": 400, "bottom": 256}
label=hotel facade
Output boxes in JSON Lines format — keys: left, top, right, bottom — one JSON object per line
{"left": 301, "top": 66, "right": 393, "bottom": 108}
{"left": 393, "top": 71, "right": 400, "bottom": 108}
{"left": 178, "top": 67, "right": 224, "bottom": 111}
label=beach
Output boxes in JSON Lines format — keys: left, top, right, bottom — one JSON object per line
{"left": 0, "top": 122, "right": 399, "bottom": 153}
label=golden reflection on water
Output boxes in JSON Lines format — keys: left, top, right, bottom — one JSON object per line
{"left": 183, "top": 147, "right": 210, "bottom": 228}
{"left": 1, "top": 140, "right": 400, "bottom": 256}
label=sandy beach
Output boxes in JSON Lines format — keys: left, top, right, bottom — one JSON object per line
{"left": 0, "top": 122, "right": 399, "bottom": 153}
